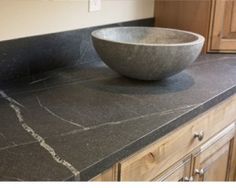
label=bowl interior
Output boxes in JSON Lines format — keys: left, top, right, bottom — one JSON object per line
{"left": 92, "top": 27, "right": 200, "bottom": 45}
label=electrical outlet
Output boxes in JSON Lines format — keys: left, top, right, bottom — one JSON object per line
{"left": 89, "top": 0, "right": 101, "bottom": 12}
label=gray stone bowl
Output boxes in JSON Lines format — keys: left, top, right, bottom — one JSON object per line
{"left": 91, "top": 27, "right": 205, "bottom": 80}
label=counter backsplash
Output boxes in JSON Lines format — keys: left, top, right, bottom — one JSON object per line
{"left": 0, "top": 18, "right": 154, "bottom": 83}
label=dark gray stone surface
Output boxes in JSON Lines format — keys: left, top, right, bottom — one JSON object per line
{"left": 0, "top": 18, "right": 154, "bottom": 81}
{"left": 0, "top": 54, "right": 236, "bottom": 181}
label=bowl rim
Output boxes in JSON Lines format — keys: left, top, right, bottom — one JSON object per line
{"left": 91, "top": 26, "right": 205, "bottom": 47}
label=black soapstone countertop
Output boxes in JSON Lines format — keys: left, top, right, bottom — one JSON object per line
{"left": 0, "top": 54, "right": 236, "bottom": 181}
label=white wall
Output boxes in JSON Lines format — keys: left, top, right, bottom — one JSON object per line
{"left": 0, "top": 0, "right": 154, "bottom": 41}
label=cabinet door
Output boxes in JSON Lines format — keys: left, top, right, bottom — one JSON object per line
{"left": 153, "top": 156, "right": 192, "bottom": 182}
{"left": 192, "top": 123, "right": 236, "bottom": 181}
{"left": 209, "top": 0, "right": 236, "bottom": 52}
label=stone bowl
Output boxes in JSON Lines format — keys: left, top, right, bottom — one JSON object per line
{"left": 91, "top": 27, "right": 205, "bottom": 80}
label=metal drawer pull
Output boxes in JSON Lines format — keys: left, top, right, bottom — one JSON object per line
{"left": 194, "top": 131, "right": 204, "bottom": 141}
{"left": 195, "top": 168, "right": 205, "bottom": 176}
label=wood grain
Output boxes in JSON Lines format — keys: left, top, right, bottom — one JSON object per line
{"left": 155, "top": 0, "right": 212, "bottom": 53}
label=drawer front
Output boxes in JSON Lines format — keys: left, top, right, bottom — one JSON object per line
{"left": 119, "top": 95, "right": 236, "bottom": 181}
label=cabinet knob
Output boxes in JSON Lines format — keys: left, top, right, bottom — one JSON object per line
{"left": 194, "top": 168, "right": 205, "bottom": 176}
{"left": 194, "top": 131, "right": 204, "bottom": 141}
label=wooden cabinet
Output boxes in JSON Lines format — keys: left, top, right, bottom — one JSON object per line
{"left": 91, "top": 95, "right": 236, "bottom": 181}
{"left": 155, "top": 0, "right": 236, "bottom": 53}
{"left": 192, "top": 122, "right": 236, "bottom": 181}
{"left": 153, "top": 122, "right": 236, "bottom": 182}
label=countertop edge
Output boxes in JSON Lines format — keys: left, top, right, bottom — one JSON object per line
{"left": 78, "top": 85, "right": 236, "bottom": 181}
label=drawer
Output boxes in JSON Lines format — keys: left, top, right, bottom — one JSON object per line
{"left": 119, "top": 95, "right": 236, "bottom": 181}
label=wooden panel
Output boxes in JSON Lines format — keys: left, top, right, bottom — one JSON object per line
{"left": 119, "top": 95, "right": 236, "bottom": 181}
{"left": 222, "top": 1, "right": 236, "bottom": 38}
{"left": 192, "top": 123, "right": 236, "bottom": 181}
{"left": 231, "top": 3, "right": 236, "bottom": 32}
{"left": 201, "top": 145, "right": 229, "bottom": 181}
{"left": 209, "top": 0, "right": 236, "bottom": 52}
{"left": 155, "top": 0, "right": 212, "bottom": 53}
{"left": 90, "top": 165, "right": 118, "bottom": 181}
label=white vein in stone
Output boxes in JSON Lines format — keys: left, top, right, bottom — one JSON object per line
{"left": 0, "top": 140, "right": 36, "bottom": 152}
{"left": 29, "top": 77, "right": 50, "bottom": 85}
{"left": 0, "top": 91, "right": 25, "bottom": 108}
{"left": 59, "top": 104, "right": 199, "bottom": 138}
{"left": 0, "top": 90, "right": 80, "bottom": 177}
{"left": 36, "top": 97, "right": 88, "bottom": 130}
{"left": 10, "top": 103, "right": 80, "bottom": 177}
{"left": 159, "top": 104, "right": 198, "bottom": 116}
{"left": 60, "top": 103, "right": 199, "bottom": 137}
{"left": 87, "top": 104, "right": 198, "bottom": 130}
